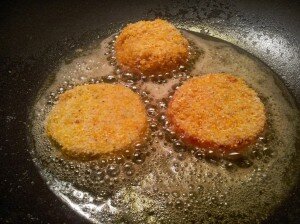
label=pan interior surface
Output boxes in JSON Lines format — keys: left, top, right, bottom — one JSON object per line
{"left": 1, "top": 1, "right": 300, "bottom": 223}
{"left": 30, "top": 26, "right": 300, "bottom": 224}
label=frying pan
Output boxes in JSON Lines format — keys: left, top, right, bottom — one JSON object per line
{"left": 0, "top": 0, "right": 299, "bottom": 223}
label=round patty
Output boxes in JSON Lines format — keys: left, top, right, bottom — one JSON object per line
{"left": 115, "top": 19, "right": 189, "bottom": 76}
{"left": 167, "top": 74, "right": 266, "bottom": 153}
{"left": 46, "top": 84, "right": 148, "bottom": 157}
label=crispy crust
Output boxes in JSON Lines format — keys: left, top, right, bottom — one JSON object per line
{"left": 115, "top": 19, "right": 189, "bottom": 75}
{"left": 46, "top": 84, "right": 148, "bottom": 157}
{"left": 167, "top": 74, "right": 266, "bottom": 153}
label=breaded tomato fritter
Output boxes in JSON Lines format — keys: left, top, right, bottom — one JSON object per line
{"left": 115, "top": 19, "right": 189, "bottom": 76}
{"left": 46, "top": 84, "right": 148, "bottom": 157}
{"left": 167, "top": 74, "right": 266, "bottom": 153}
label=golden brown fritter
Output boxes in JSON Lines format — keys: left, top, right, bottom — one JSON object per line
{"left": 115, "top": 19, "right": 189, "bottom": 76}
{"left": 46, "top": 84, "right": 148, "bottom": 158}
{"left": 167, "top": 74, "right": 266, "bottom": 153}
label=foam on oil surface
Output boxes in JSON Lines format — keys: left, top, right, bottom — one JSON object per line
{"left": 30, "top": 30, "right": 300, "bottom": 223}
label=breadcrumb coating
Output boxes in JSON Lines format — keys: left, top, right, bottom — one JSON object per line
{"left": 167, "top": 74, "right": 266, "bottom": 152}
{"left": 115, "top": 19, "right": 189, "bottom": 76}
{"left": 46, "top": 84, "right": 148, "bottom": 158}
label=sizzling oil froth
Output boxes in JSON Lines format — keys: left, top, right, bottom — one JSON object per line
{"left": 30, "top": 30, "right": 300, "bottom": 223}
